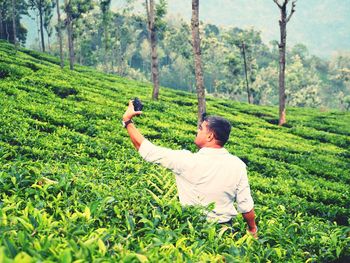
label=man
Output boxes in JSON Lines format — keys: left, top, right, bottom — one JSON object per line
{"left": 122, "top": 100, "right": 257, "bottom": 237}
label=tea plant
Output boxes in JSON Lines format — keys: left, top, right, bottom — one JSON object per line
{"left": 0, "top": 40, "right": 349, "bottom": 262}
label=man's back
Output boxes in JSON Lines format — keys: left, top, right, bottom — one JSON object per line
{"left": 139, "top": 140, "right": 254, "bottom": 223}
{"left": 122, "top": 103, "right": 257, "bottom": 235}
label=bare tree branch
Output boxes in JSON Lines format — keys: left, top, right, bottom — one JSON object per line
{"left": 286, "top": 0, "right": 297, "bottom": 23}
{"left": 273, "top": 0, "right": 282, "bottom": 9}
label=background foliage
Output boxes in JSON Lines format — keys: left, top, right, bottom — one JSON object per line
{"left": 2, "top": 0, "right": 349, "bottom": 110}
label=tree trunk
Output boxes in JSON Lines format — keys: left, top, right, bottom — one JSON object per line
{"left": 274, "top": 0, "right": 296, "bottom": 126}
{"left": 242, "top": 42, "right": 252, "bottom": 104}
{"left": 67, "top": 16, "right": 74, "bottom": 70}
{"left": 0, "top": 7, "right": 4, "bottom": 39}
{"left": 278, "top": 4, "right": 287, "bottom": 126}
{"left": 146, "top": 0, "right": 160, "bottom": 100}
{"left": 111, "top": 46, "right": 115, "bottom": 71}
{"left": 56, "top": 0, "right": 64, "bottom": 68}
{"left": 36, "top": 13, "right": 41, "bottom": 49}
{"left": 104, "top": 24, "right": 109, "bottom": 72}
{"left": 47, "top": 31, "right": 50, "bottom": 51}
{"left": 79, "top": 38, "right": 83, "bottom": 64}
{"left": 11, "top": 0, "right": 16, "bottom": 45}
{"left": 5, "top": 22, "right": 9, "bottom": 41}
{"left": 191, "top": 0, "right": 206, "bottom": 126}
{"left": 39, "top": 7, "right": 45, "bottom": 52}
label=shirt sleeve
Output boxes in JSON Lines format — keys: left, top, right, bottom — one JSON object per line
{"left": 138, "top": 139, "right": 193, "bottom": 175}
{"left": 236, "top": 167, "right": 254, "bottom": 213}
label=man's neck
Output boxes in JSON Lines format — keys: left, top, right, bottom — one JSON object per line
{"left": 200, "top": 142, "right": 222, "bottom": 149}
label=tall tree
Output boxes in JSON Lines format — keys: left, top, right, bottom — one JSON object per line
{"left": 55, "top": 0, "right": 64, "bottom": 68}
{"left": 285, "top": 54, "right": 322, "bottom": 107}
{"left": 64, "top": 0, "right": 74, "bottom": 70}
{"left": 43, "top": 0, "right": 55, "bottom": 51}
{"left": 159, "top": 21, "right": 194, "bottom": 91}
{"left": 99, "top": 0, "right": 111, "bottom": 72}
{"left": 1, "top": 0, "right": 27, "bottom": 44}
{"left": 273, "top": 0, "right": 296, "bottom": 126}
{"left": 241, "top": 42, "right": 252, "bottom": 104}
{"left": 223, "top": 27, "right": 263, "bottom": 103}
{"left": 0, "top": 0, "right": 11, "bottom": 41}
{"left": 191, "top": 0, "right": 206, "bottom": 126}
{"left": 64, "top": 0, "right": 93, "bottom": 70}
{"left": 11, "top": 0, "right": 17, "bottom": 46}
{"left": 145, "top": 0, "right": 160, "bottom": 100}
{"left": 329, "top": 52, "right": 350, "bottom": 110}
{"left": 0, "top": 3, "right": 3, "bottom": 40}
{"left": 29, "top": 0, "right": 53, "bottom": 52}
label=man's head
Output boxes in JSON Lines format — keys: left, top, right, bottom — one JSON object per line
{"left": 194, "top": 115, "right": 232, "bottom": 148}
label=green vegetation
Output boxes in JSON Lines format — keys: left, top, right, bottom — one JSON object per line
{"left": 0, "top": 41, "right": 349, "bottom": 262}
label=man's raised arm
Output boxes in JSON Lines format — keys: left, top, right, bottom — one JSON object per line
{"left": 123, "top": 100, "right": 144, "bottom": 150}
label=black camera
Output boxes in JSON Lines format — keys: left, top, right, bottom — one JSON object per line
{"left": 133, "top": 97, "right": 143, "bottom": 112}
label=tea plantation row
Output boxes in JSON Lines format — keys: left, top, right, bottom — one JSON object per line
{"left": 0, "top": 41, "right": 349, "bottom": 262}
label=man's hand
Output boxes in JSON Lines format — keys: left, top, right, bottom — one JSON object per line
{"left": 122, "top": 100, "right": 145, "bottom": 150}
{"left": 123, "top": 100, "right": 143, "bottom": 121}
{"left": 242, "top": 208, "right": 258, "bottom": 239}
{"left": 247, "top": 226, "right": 258, "bottom": 239}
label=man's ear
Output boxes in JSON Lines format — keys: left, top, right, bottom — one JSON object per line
{"left": 207, "top": 132, "right": 215, "bottom": 142}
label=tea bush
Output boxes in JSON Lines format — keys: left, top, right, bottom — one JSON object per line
{"left": 0, "top": 41, "right": 349, "bottom": 262}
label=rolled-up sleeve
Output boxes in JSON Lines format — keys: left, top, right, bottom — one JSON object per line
{"left": 138, "top": 140, "right": 193, "bottom": 175}
{"left": 236, "top": 168, "right": 254, "bottom": 213}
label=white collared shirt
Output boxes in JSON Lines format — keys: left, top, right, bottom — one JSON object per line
{"left": 139, "top": 139, "right": 254, "bottom": 223}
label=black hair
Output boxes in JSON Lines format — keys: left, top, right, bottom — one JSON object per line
{"left": 203, "top": 115, "right": 232, "bottom": 146}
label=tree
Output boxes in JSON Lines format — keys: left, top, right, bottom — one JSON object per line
{"left": 202, "top": 33, "right": 223, "bottom": 94}
{"left": 285, "top": 55, "right": 322, "bottom": 107}
{"left": 289, "top": 43, "right": 309, "bottom": 64}
{"left": 219, "top": 53, "right": 243, "bottom": 98}
{"left": 241, "top": 42, "right": 252, "bottom": 103}
{"left": 0, "top": 0, "right": 27, "bottom": 45}
{"left": 0, "top": 2, "right": 3, "bottom": 40}
{"left": 191, "top": 0, "right": 206, "bottom": 126}
{"left": 273, "top": 0, "right": 296, "bottom": 126}
{"left": 99, "top": 0, "right": 111, "bottom": 72}
{"left": 224, "top": 27, "right": 263, "bottom": 104}
{"left": 226, "top": 28, "right": 252, "bottom": 103}
{"left": 160, "top": 21, "right": 194, "bottom": 91}
{"left": 251, "top": 62, "right": 279, "bottom": 105}
{"left": 329, "top": 52, "right": 350, "bottom": 110}
{"left": 12, "top": 0, "right": 16, "bottom": 46}
{"left": 111, "top": 13, "right": 145, "bottom": 76}
{"left": 29, "top": 0, "right": 54, "bottom": 52}
{"left": 145, "top": 0, "right": 166, "bottom": 100}
{"left": 202, "top": 29, "right": 241, "bottom": 96}
{"left": 64, "top": 0, "right": 93, "bottom": 70}
{"left": 55, "top": 0, "right": 64, "bottom": 68}
{"left": 44, "top": 0, "right": 55, "bottom": 51}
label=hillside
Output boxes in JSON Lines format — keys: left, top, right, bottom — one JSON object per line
{"left": 0, "top": 40, "right": 349, "bottom": 262}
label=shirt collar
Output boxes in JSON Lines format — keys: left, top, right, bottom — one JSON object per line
{"left": 197, "top": 147, "right": 229, "bottom": 154}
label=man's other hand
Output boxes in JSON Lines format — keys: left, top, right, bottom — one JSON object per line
{"left": 123, "top": 100, "right": 143, "bottom": 121}
{"left": 247, "top": 226, "right": 258, "bottom": 239}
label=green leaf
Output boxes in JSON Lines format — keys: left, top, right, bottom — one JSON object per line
{"left": 135, "top": 253, "right": 148, "bottom": 263}
{"left": 98, "top": 239, "right": 107, "bottom": 255}
{"left": 16, "top": 217, "right": 34, "bottom": 232}
{"left": 146, "top": 189, "right": 163, "bottom": 206}
{"left": 14, "top": 252, "right": 32, "bottom": 263}
{"left": 4, "top": 238, "right": 17, "bottom": 258}
{"left": 187, "top": 219, "right": 194, "bottom": 235}
{"left": 60, "top": 249, "right": 72, "bottom": 263}
{"left": 83, "top": 207, "right": 91, "bottom": 220}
